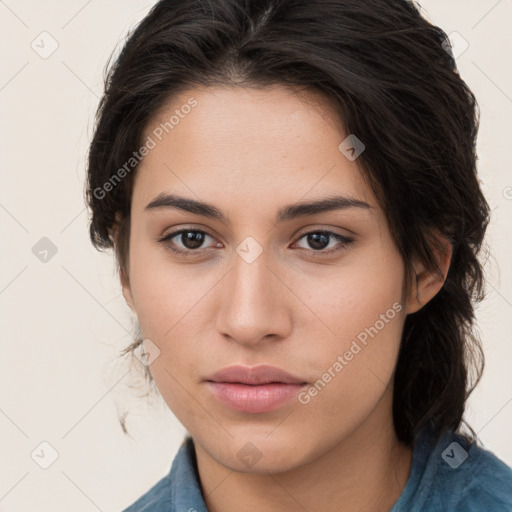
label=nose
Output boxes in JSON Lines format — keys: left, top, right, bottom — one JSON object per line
{"left": 215, "top": 249, "right": 293, "bottom": 347}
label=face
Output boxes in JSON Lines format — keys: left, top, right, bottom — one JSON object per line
{"left": 121, "top": 84, "right": 416, "bottom": 473}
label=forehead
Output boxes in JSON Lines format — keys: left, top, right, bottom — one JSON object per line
{"left": 132, "top": 85, "right": 376, "bottom": 214}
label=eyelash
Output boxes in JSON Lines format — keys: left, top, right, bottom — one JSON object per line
{"left": 156, "top": 228, "right": 355, "bottom": 258}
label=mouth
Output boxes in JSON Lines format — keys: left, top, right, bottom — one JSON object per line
{"left": 205, "top": 365, "right": 308, "bottom": 413}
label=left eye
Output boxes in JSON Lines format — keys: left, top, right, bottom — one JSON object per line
{"left": 294, "top": 231, "right": 354, "bottom": 253}
{"left": 157, "top": 229, "right": 354, "bottom": 256}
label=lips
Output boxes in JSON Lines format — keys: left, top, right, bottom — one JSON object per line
{"left": 205, "top": 364, "right": 307, "bottom": 386}
{"left": 205, "top": 365, "right": 307, "bottom": 413}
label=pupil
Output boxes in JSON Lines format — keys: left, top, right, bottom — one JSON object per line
{"left": 182, "top": 231, "right": 204, "bottom": 249}
{"left": 308, "top": 232, "right": 329, "bottom": 250}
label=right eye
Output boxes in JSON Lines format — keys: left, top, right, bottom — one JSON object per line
{"left": 157, "top": 228, "right": 221, "bottom": 256}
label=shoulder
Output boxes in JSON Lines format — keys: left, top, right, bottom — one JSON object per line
{"left": 120, "top": 435, "right": 204, "bottom": 512}
{"left": 418, "top": 427, "right": 512, "bottom": 510}
{"left": 121, "top": 471, "right": 173, "bottom": 512}
{"left": 442, "top": 431, "right": 512, "bottom": 510}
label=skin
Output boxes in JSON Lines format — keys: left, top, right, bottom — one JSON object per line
{"left": 118, "top": 84, "right": 452, "bottom": 512}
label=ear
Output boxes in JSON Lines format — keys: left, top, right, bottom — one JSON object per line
{"left": 109, "top": 212, "right": 135, "bottom": 312}
{"left": 121, "top": 277, "right": 135, "bottom": 313}
{"left": 119, "top": 259, "right": 135, "bottom": 312}
{"left": 405, "top": 231, "right": 453, "bottom": 315}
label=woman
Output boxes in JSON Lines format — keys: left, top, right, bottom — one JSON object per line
{"left": 85, "top": 0, "right": 512, "bottom": 510}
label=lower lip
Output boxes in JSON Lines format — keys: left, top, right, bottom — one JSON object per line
{"left": 206, "top": 382, "right": 306, "bottom": 413}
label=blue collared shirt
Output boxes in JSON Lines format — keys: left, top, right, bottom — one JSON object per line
{"left": 122, "top": 425, "right": 512, "bottom": 511}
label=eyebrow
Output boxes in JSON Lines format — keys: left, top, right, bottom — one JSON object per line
{"left": 144, "top": 192, "right": 371, "bottom": 224}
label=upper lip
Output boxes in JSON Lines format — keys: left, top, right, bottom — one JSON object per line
{"left": 206, "top": 365, "right": 307, "bottom": 385}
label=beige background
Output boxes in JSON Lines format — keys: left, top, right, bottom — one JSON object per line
{"left": 1, "top": 1, "right": 511, "bottom": 511}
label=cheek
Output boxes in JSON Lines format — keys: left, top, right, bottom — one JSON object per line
{"left": 295, "top": 252, "right": 405, "bottom": 407}
{"left": 295, "top": 299, "right": 404, "bottom": 433}
{"left": 126, "top": 243, "right": 219, "bottom": 393}
{"left": 303, "top": 246, "right": 404, "bottom": 341}
{"left": 128, "top": 239, "right": 210, "bottom": 336}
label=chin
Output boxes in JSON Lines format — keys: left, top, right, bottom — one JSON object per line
{"left": 204, "top": 429, "right": 311, "bottom": 475}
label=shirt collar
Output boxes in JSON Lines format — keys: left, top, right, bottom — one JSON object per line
{"left": 170, "top": 435, "right": 210, "bottom": 512}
